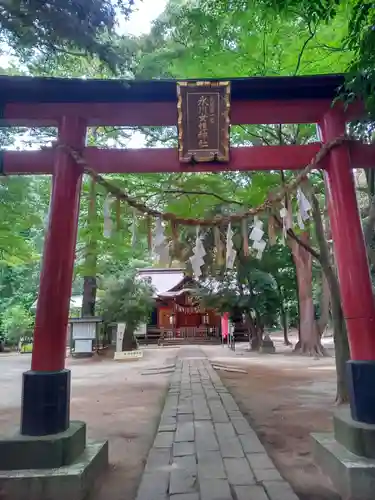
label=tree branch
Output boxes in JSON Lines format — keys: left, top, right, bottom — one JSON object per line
{"left": 294, "top": 22, "right": 317, "bottom": 75}
{"left": 313, "top": 41, "right": 348, "bottom": 53}
{"left": 274, "top": 215, "right": 321, "bottom": 261}
{"left": 47, "top": 45, "right": 87, "bottom": 58}
{"left": 163, "top": 189, "right": 243, "bottom": 205}
{"left": 238, "top": 125, "right": 273, "bottom": 146}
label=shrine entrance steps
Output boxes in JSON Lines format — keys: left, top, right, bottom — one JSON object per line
{"left": 159, "top": 338, "right": 221, "bottom": 347}
{"left": 138, "top": 338, "right": 221, "bottom": 347}
{"left": 135, "top": 347, "right": 298, "bottom": 500}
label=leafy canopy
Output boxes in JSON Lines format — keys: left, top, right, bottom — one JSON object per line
{"left": 97, "top": 272, "right": 155, "bottom": 331}
{"left": 1, "top": 304, "right": 33, "bottom": 343}
{"left": 233, "top": 0, "right": 375, "bottom": 113}
{"left": 136, "top": 0, "right": 352, "bottom": 79}
{"left": 0, "top": 0, "right": 135, "bottom": 70}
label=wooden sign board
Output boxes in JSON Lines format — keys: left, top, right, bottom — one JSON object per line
{"left": 177, "top": 81, "right": 230, "bottom": 163}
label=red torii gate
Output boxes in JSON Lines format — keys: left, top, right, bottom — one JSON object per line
{"left": 2, "top": 73, "right": 375, "bottom": 436}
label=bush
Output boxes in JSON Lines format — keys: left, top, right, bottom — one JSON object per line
{"left": 1, "top": 304, "right": 34, "bottom": 344}
{"left": 97, "top": 273, "right": 155, "bottom": 351}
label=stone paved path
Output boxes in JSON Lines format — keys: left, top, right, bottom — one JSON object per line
{"left": 136, "top": 349, "right": 299, "bottom": 500}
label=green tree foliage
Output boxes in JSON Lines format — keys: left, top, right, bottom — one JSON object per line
{"left": 135, "top": 0, "right": 352, "bottom": 79}
{"left": 237, "top": 0, "right": 375, "bottom": 113}
{"left": 0, "top": 176, "right": 47, "bottom": 265}
{"left": 200, "top": 265, "right": 280, "bottom": 324}
{"left": 1, "top": 304, "right": 33, "bottom": 343}
{"left": 0, "top": 0, "right": 136, "bottom": 71}
{"left": 0, "top": 174, "right": 49, "bottom": 338}
{"left": 97, "top": 272, "right": 155, "bottom": 350}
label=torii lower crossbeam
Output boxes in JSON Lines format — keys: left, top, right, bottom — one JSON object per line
{"left": 2, "top": 142, "right": 375, "bottom": 175}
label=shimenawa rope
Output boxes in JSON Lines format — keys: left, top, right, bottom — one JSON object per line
{"left": 56, "top": 135, "right": 349, "bottom": 227}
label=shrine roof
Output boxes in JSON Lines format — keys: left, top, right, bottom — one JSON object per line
{"left": 137, "top": 268, "right": 186, "bottom": 297}
{"left": 0, "top": 73, "right": 345, "bottom": 104}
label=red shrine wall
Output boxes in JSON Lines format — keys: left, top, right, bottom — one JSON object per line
{"left": 157, "top": 303, "right": 220, "bottom": 329}
{"left": 176, "top": 311, "right": 201, "bottom": 328}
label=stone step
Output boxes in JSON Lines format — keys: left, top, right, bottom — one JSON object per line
{"left": 312, "top": 431, "right": 375, "bottom": 500}
{"left": 160, "top": 339, "right": 221, "bottom": 346}
{"left": 0, "top": 440, "right": 108, "bottom": 500}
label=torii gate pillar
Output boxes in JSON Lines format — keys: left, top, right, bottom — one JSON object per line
{"left": 322, "top": 109, "right": 375, "bottom": 424}
{"left": 21, "top": 116, "right": 86, "bottom": 436}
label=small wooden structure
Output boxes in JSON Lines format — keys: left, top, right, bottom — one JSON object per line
{"left": 138, "top": 268, "right": 221, "bottom": 344}
{"left": 69, "top": 316, "right": 102, "bottom": 357}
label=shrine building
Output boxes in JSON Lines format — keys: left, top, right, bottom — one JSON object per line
{"left": 137, "top": 268, "right": 221, "bottom": 344}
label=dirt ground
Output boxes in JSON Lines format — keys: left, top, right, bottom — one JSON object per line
{"left": 0, "top": 332, "right": 341, "bottom": 500}
{"left": 203, "top": 331, "right": 340, "bottom": 500}
{"left": 0, "top": 347, "right": 178, "bottom": 500}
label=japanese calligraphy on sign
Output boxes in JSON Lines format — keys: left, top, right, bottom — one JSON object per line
{"left": 177, "top": 81, "right": 230, "bottom": 163}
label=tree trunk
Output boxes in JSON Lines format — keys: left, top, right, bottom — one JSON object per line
{"left": 291, "top": 233, "right": 325, "bottom": 356}
{"left": 281, "top": 306, "right": 290, "bottom": 346}
{"left": 122, "top": 325, "right": 138, "bottom": 351}
{"left": 319, "top": 271, "right": 331, "bottom": 337}
{"left": 331, "top": 284, "right": 350, "bottom": 403}
{"left": 252, "top": 310, "right": 264, "bottom": 350}
{"left": 308, "top": 186, "right": 350, "bottom": 402}
{"left": 245, "top": 313, "right": 260, "bottom": 350}
{"left": 290, "top": 250, "right": 301, "bottom": 341}
{"left": 82, "top": 276, "right": 97, "bottom": 316}
{"left": 81, "top": 178, "right": 98, "bottom": 317}
{"left": 277, "top": 283, "right": 291, "bottom": 346}
{"left": 276, "top": 183, "right": 350, "bottom": 400}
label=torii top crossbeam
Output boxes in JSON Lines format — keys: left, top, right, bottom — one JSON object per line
{"left": 0, "top": 73, "right": 348, "bottom": 126}
{"left": 1, "top": 73, "right": 374, "bottom": 175}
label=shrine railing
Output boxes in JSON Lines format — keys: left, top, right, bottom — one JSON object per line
{"left": 159, "top": 326, "right": 220, "bottom": 343}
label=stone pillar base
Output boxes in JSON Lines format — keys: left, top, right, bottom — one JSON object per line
{"left": 21, "top": 369, "right": 70, "bottom": 436}
{"left": 312, "top": 407, "right": 375, "bottom": 500}
{"left": 0, "top": 421, "right": 108, "bottom": 500}
{"left": 347, "top": 360, "right": 375, "bottom": 424}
